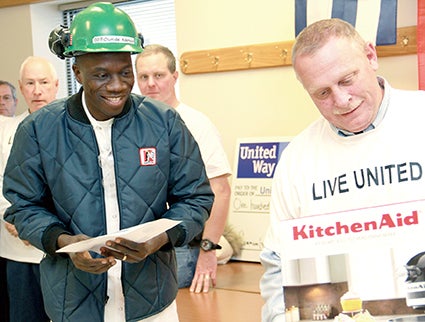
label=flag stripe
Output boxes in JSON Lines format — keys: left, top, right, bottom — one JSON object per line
{"left": 307, "top": 0, "right": 333, "bottom": 26}
{"left": 419, "top": 0, "right": 425, "bottom": 90}
{"left": 331, "top": 0, "right": 357, "bottom": 26}
{"left": 355, "top": 0, "right": 381, "bottom": 44}
{"left": 376, "top": 0, "right": 397, "bottom": 45}
{"left": 295, "top": 0, "right": 307, "bottom": 36}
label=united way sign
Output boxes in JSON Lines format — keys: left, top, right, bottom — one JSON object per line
{"left": 237, "top": 142, "right": 288, "bottom": 179}
{"left": 228, "top": 137, "right": 291, "bottom": 262}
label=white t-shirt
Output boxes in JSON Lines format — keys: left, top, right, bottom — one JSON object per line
{"left": 266, "top": 83, "right": 425, "bottom": 249}
{"left": 261, "top": 81, "right": 425, "bottom": 320}
{"left": 176, "top": 103, "right": 231, "bottom": 179}
{"left": 0, "top": 111, "right": 45, "bottom": 263}
{"left": 82, "top": 95, "right": 127, "bottom": 322}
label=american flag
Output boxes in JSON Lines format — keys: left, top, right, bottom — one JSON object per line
{"left": 295, "top": 0, "right": 397, "bottom": 46}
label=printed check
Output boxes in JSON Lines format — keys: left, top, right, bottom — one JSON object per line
{"left": 56, "top": 218, "right": 180, "bottom": 254}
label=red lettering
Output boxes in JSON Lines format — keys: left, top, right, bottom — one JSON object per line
{"left": 291, "top": 210, "right": 419, "bottom": 240}
{"left": 293, "top": 225, "right": 307, "bottom": 240}
{"left": 379, "top": 214, "right": 396, "bottom": 228}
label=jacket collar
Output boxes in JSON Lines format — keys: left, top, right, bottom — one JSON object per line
{"left": 66, "top": 88, "right": 133, "bottom": 124}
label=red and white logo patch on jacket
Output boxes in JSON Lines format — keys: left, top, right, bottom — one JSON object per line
{"left": 139, "top": 147, "right": 156, "bottom": 166}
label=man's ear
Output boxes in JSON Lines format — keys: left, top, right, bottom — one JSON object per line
{"left": 72, "top": 64, "right": 83, "bottom": 85}
{"left": 365, "top": 42, "right": 379, "bottom": 71}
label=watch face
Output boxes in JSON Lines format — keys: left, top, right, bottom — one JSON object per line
{"left": 201, "top": 239, "right": 213, "bottom": 251}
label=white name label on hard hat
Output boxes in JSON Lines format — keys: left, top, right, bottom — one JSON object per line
{"left": 92, "top": 36, "right": 135, "bottom": 44}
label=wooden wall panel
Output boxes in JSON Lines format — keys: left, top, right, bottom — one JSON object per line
{"left": 180, "top": 26, "right": 417, "bottom": 75}
{"left": 0, "top": 0, "right": 47, "bottom": 8}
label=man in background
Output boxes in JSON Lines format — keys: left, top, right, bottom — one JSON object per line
{"left": 0, "top": 56, "right": 58, "bottom": 322}
{"left": 136, "top": 44, "right": 232, "bottom": 293}
{"left": 18, "top": 56, "right": 59, "bottom": 113}
{"left": 0, "top": 80, "right": 18, "bottom": 117}
{"left": 0, "top": 79, "right": 18, "bottom": 322}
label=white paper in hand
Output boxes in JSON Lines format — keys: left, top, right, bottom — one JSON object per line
{"left": 56, "top": 218, "right": 180, "bottom": 254}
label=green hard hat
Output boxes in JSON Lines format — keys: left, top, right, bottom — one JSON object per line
{"left": 64, "top": 2, "right": 143, "bottom": 56}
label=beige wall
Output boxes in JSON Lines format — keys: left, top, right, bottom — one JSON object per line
{"left": 0, "top": 0, "right": 418, "bottom": 165}
{"left": 0, "top": 5, "right": 33, "bottom": 112}
{"left": 0, "top": 1, "right": 65, "bottom": 114}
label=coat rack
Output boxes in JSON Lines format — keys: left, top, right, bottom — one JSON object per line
{"left": 180, "top": 26, "right": 417, "bottom": 75}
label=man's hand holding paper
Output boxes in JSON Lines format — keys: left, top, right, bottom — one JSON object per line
{"left": 56, "top": 219, "right": 180, "bottom": 268}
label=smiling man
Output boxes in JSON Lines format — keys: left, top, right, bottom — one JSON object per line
{"left": 3, "top": 3, "right": 213, "bottom": 322}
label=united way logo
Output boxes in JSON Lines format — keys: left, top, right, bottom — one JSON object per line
{"left": 139, "top": 147, "right": 157, "bottom": 166}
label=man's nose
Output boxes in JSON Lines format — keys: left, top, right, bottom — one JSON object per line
{"left": 106, "top": 75, "right": 127, "bottom": 91}
{"left": 147, "top": 76, "right": 156, "bottom": 86}
{"left": 332, "top": 87, "right": 351, "bottom": 108}
{"left": 33, "top": 82, "right": 42, "bottom": 94}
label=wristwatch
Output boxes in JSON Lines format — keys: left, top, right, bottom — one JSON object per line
{"left": 200, "top": 239, "right": 222, "bottom": 251}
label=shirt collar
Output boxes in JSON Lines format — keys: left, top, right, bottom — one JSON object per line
{"left": 81, "top": 90, "right": 114, "bottom": 127}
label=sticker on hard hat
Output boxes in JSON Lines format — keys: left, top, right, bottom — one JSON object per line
{"left": 92, "top": 36, "right": 135, "bottom": 44}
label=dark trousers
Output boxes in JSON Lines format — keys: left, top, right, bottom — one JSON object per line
{"left": 0, "top": 257, "right": 9, "bottom": 322}
{"left": 7, "top": 260, "right": 49, "bottom": 322}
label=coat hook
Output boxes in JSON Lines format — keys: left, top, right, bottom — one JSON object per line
{"left": 402, "top": 36, "right": 409, "bottom": 46}
{"left": 182, "top": 59, "right": 188, "bottom": 72}
{"left": 280, "top": 49, "right": 288, "bottom": 61}
{"left": 246, "top": 52, "right": 253, "bottom": 65}
{"left": 212, "top": 56, "right": 220, "bottom": 69}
